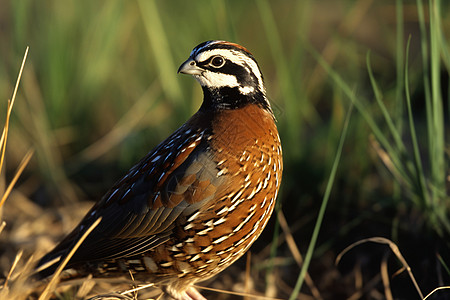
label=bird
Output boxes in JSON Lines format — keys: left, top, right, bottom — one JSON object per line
{"left": 35, "top": 40, "right": 283, "bottom": 300}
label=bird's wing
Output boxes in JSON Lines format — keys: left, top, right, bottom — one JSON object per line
{"left": 37, "top": 122, "right": 224, "bottom": 273}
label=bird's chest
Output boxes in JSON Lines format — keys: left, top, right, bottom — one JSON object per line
{"left": 171, "top": 105, "right": 283, "bottom": 274}
{"left": 208, "top": 105, "right": 282, "bottom": 185}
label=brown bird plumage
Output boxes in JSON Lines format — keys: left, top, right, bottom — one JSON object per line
{"left": 36, "top": 40, "right": 282, "bottom": 300}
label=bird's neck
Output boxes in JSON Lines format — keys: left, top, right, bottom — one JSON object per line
{"left": 200, "top": 86, "right": 273, "bottom": 116}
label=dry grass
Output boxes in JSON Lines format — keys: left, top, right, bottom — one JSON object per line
{"left": 336, "top": 237, "right": 450, "bottom": 300}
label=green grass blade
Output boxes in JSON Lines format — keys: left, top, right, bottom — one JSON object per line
{"left": 308, "top": 44, "right": 414, "bottom": 188}
{"left": 366, "top": 53, "right": 405, "bottom": 157}
{"left": 137, "top": 0, "right": 184, "bottom": 110}
{"left": 404, "top": 36, "right": 430, "bottom": 208}
{"left": 289, "top": 104, "right": 353, "bottom": 299}
{"left": 365, "top": 53, "right": 418, "bottom": 193}
{"left": 416, "top": 0, "right": 434, "bottom": 182}
{"left": 395, "top": 0, "right": 404, "bottom": 134}
{"left": 428, "top": 0, "right": 445, "bottom": 200}
{"left": 256, "top": 0, "right": 317, "bottom": 159}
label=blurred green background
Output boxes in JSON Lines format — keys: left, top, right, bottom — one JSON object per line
{"left": 0, "top": 0, "right": 449, "bottom": 299}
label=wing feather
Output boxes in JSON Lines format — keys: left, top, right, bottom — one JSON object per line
{"left": 36, "top": 123, "right": 224, "bottom": 275}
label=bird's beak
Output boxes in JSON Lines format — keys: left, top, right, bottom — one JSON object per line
{"left": 177, "top": 58, "right": 203, "bottom": 75}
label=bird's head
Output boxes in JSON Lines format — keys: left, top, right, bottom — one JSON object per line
{"left": 178, "top": 40, "right": 271, "bottom": 113}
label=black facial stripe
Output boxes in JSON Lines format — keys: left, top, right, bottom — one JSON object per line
{"left": 221, "top": 61, "right": 254, "bottom": 86}
{"left": 197, "top": 59, "right": 256, "bottom": 87}
{"left": 197, "top": 55, "right": 220, "bottom": 67}
{"left": 242, "top": 61, "right": 261, "bottom": 86}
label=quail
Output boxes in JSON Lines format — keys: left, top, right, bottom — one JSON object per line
{"left": 36, "top": 40, "right": 283, "bottom": 300}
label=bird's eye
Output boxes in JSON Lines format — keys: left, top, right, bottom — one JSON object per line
{"left": 210, "top": 56, "right": 225, "bottom": 68}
